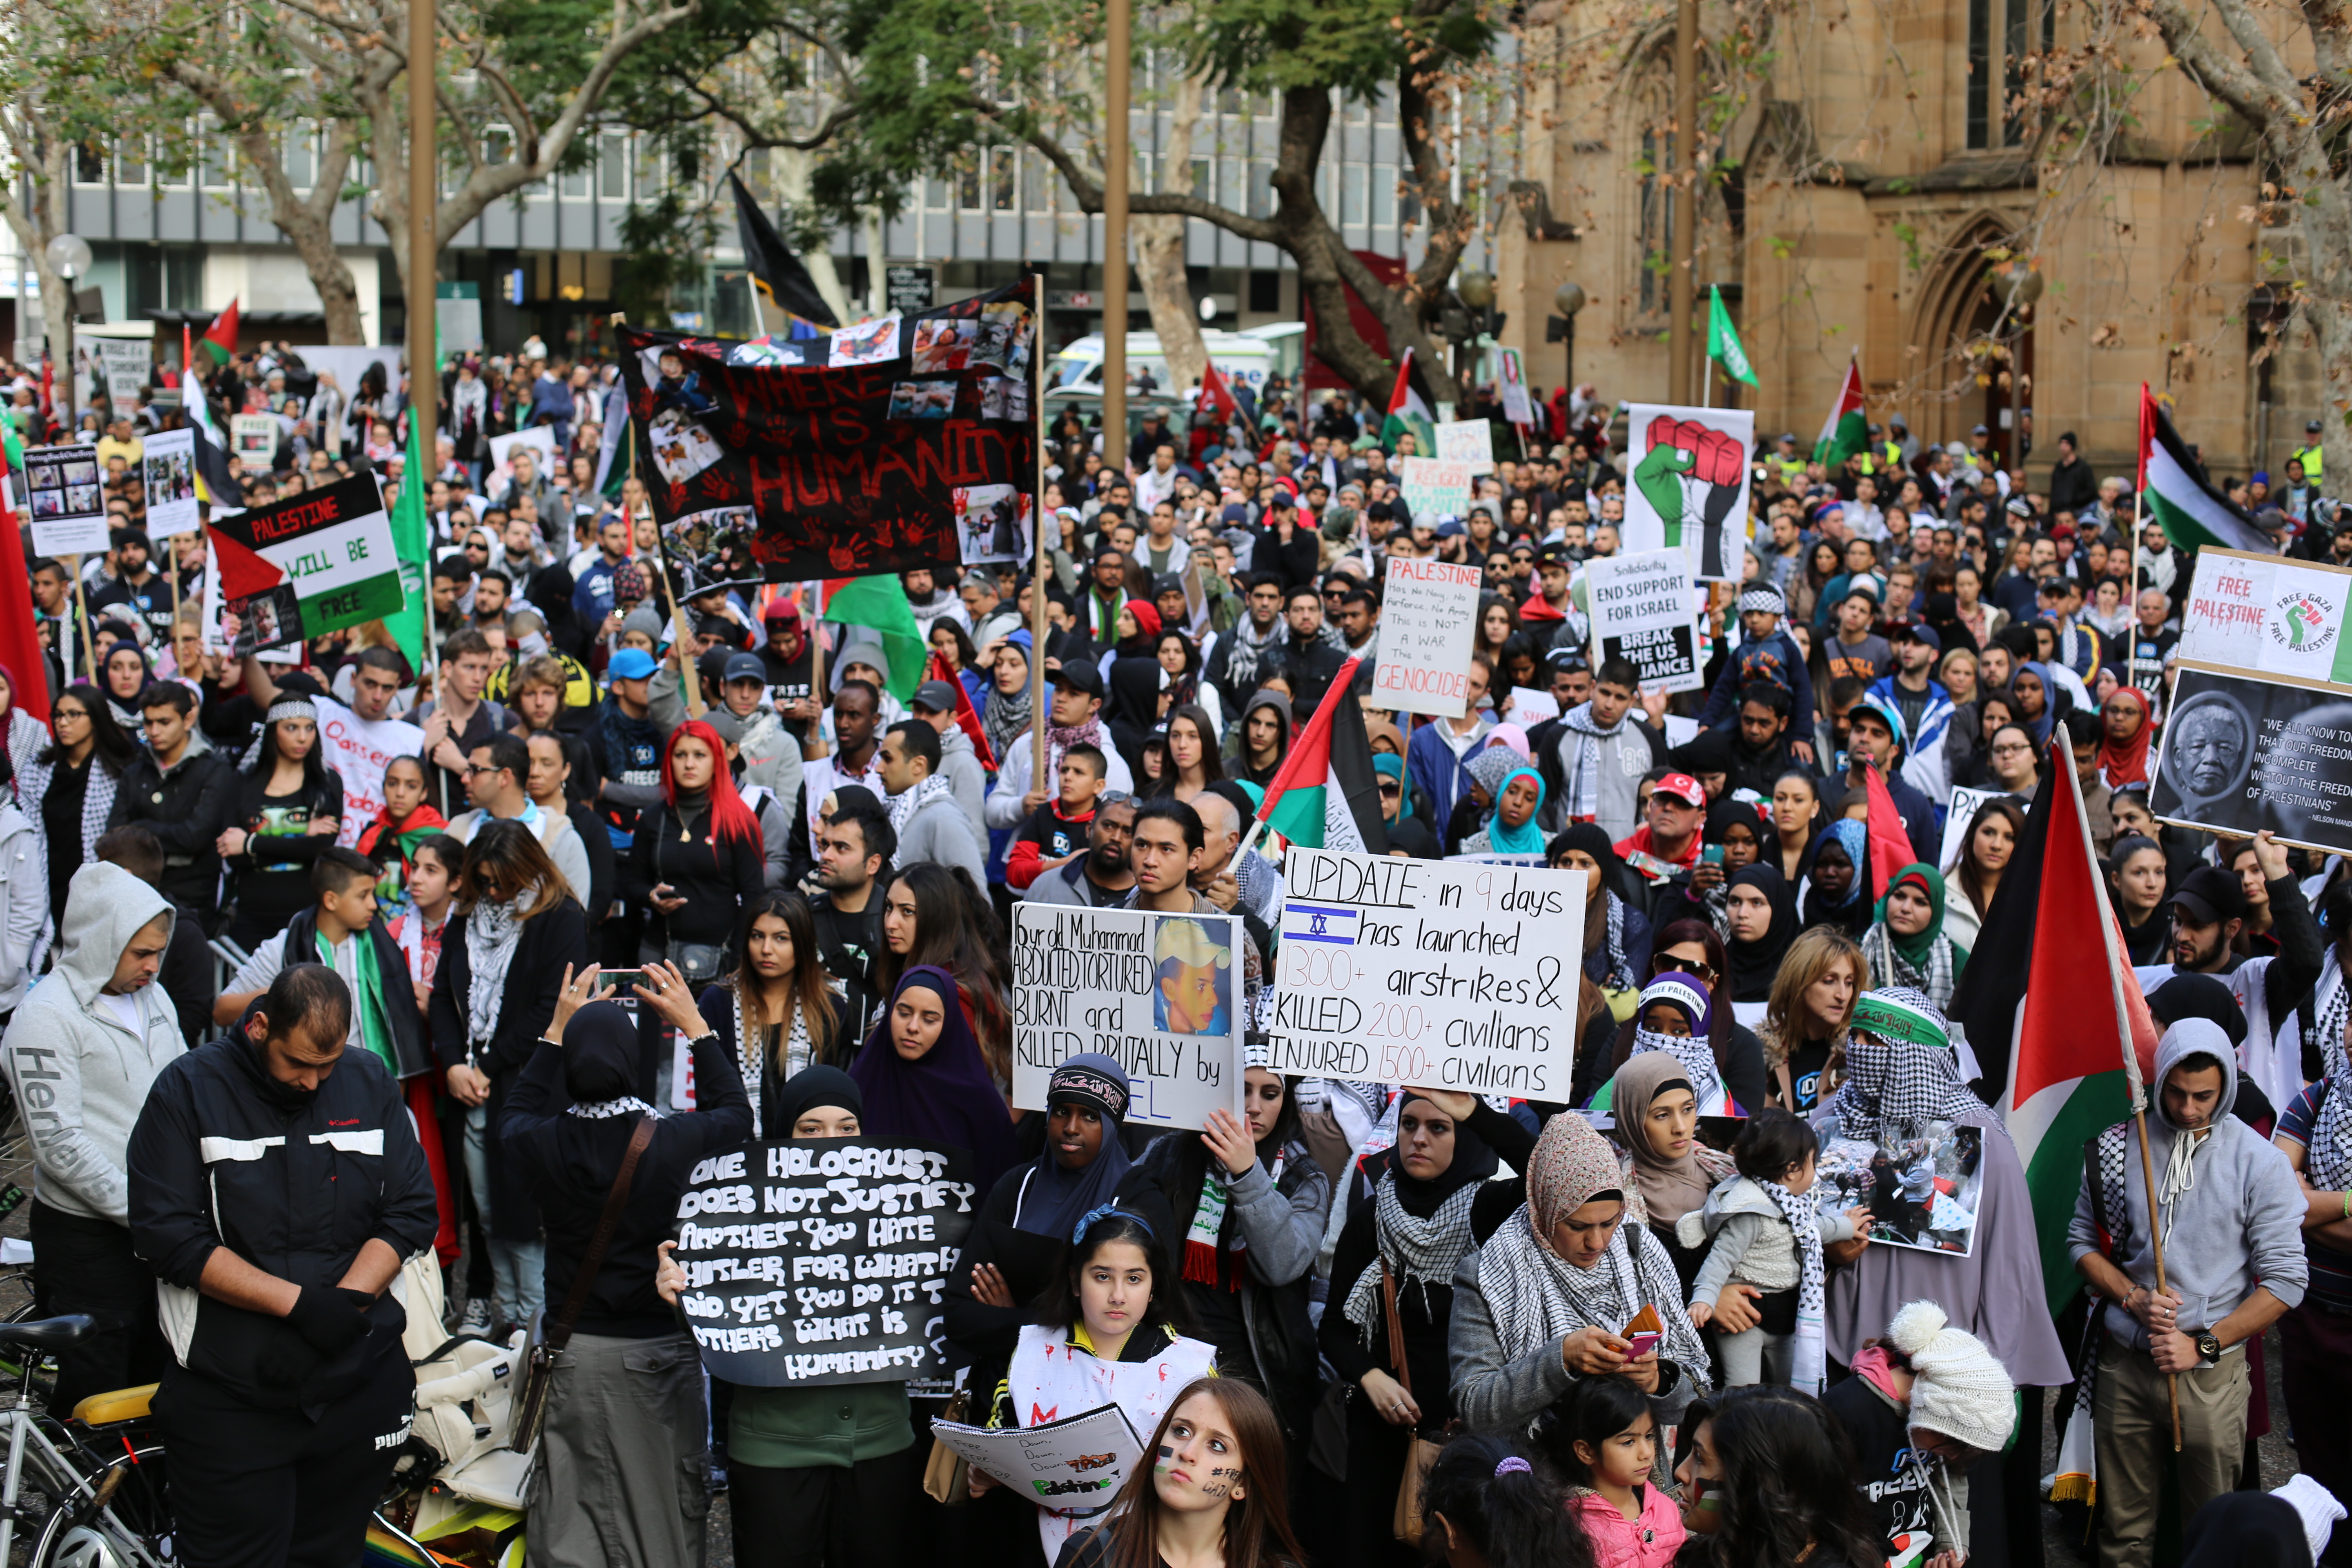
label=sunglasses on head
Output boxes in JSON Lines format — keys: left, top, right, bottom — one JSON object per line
{"left": 1653, "top": 955, "right": 1720, "bottom": 987}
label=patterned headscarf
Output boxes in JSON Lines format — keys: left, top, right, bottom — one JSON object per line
{"left": 1825, "top": 986, "right": 1980, "bottom": 1141}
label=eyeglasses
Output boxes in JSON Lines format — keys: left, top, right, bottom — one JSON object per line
{"left": 1991, "top": 742, "right": 2033, "bottom": 757}
{"left": 1654, "top": 956, "right": 1720, "bottom": 987}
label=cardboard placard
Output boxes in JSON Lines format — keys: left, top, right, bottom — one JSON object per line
{"left": 667, "top": 1139, "right": 978, "bottom": 1386}
{"left": 205, "top": 473, "right": 403, "bottom": 653}
{"left": 1585, "top": 549, "right": 1704, "bottom": 693}
{"left": 1621, "top": 403, "right": 1756, "bottom": 581}
{"left": 1011, "top": 904, "right": 1244, "bottom": 1132}
{"left": 18, "top": 442, "right": 108, "bottom": 556}
{"left": 1267, "top": 849, "right": 1586, "bottom": 1097}
{"left": 1371, "top": 557, "right": 1482, "bottom": 718}
{"left": 141, "top": 428, "right": 200, "bottom": 540}
{"left": 1395, "top": 457, "right": 1476, "bottom": 528}
{"left": 1433, "top": 419, "right": 1494, "bottom": 472}
{"left": 2149, "top": 666, "right": 2352, "bottom": 855}
{"left": 928, "top": 1405, "right": 1143, "bottom": 1510}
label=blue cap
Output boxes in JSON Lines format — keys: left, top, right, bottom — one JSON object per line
{"left": 609, "top": 648, "right": 658, "bottom": 680}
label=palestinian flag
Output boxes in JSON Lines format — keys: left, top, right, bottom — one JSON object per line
{"left": 195, "top": 299, "right": 240, "bottom": 366}
{"left": 1256, "top": 659, "right": 1388, "bottom": 853}
{"left": 1379, "top": 348, "right": 1438, "bottom": 454}
{"left": 0, "top": 438, "right": 51, "bottom": 723}
{"left": 181, "top": 325, "right": 236, "bottom": 504}
{"left": 1861, "top": 760, "right": 1916, "bottom": 900}
{"left": 1947, "top": 733, "right": 2158, "bottom": 1317}
{"left": 387, "top": 394, "right": 433, "bottom": 676}
{"left": 1199, "top": 358, "right": 1240, "bottom": 426}
{"left": 209, "top": 474, "right": 407, "bottom": 651}
{"left": 821, "top": 575, "right": 924, "bottom": 703}
{"left": 1812, "top": 355, "right": 1867, "bottom": 469}
{"left": 2139, "top": 383, "right": 2275, "bottom": 555}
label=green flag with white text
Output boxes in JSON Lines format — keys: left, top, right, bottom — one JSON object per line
{"left": 1707, "top": 286, "right": 1756, "bottom": 385}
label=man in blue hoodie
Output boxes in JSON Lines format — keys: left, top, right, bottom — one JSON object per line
{"left": 1842, "top": 696, "right": 1941, "bottom": 858}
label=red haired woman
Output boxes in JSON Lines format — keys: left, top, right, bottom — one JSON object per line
{"left": 618, "top": 717, "right": 768, "bottom": 984}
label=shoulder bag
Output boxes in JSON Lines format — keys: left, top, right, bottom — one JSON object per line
{"left": 510, "top": 1114, "right": 657, "bottom": 1453}
{"left": 1384, "top": 1264, "right": 1444, "bottom": 1544}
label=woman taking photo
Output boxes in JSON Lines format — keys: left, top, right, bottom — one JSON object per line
{"left": 976, "top": 1210, "right": 1219, "bottom": 1560}
{"left": 1054, "top": 1379, "right": 1306, "bottom": 1568}
{"left": 1859, "top": 864, "right": 1968, "bottom": 1011}
{"left": 1132, "top": 1061, "right": 1329, "bottom": 1439}
{"left": 1800, "top": 820, "right": 1871, "bottom": 938}
{"left": 850, "top": 964, "right": 1021, "bottom": 1198}
{"left": 505, "top": 970, "right": 750, "bottom": 1568}
{"left": 1767, "top": 771, "right": 1822, "bottom": 885}
{"left": 1756, "top": 927, "right": 1864, "bottom": 1115}
{"left": 945, "top": 1056, "right": 1169, "bottom": 1367}
{"left": 17, "top": 684, "right": 135, "bottom": 930}
{"left": 429, "top": 820, "right": 589, "bottom": 1336}
{"left": 1675, "top": 1385, "right": 1886, "bottom": 1568}
{"left": 1450, "top": 1111, "right": 1712, "bottom": 1434}
{"left": 2109, "top": 835, "right": 2172, "bottom": 966}
{"left": 1322, "top": 1089, "right": 1533, "bottom": 1568}
{"left": 1943, "top": 797, "right": 2025, "bottom": 952}
{"left": 1660, "top": 800, "right": 1766, "bottom": 938}
{"left": 218, "top": 690, "right": 345, "bottom": 949}
{"left": 878, "top": 862, "right": 1015, "bottom": 1096}
{"left": 1158, "top": 704, "right": 1226, "bottom": 806}
{"left": 699, "top": 888, "right": 842, "bottom": 1133}
{"left": 657, "top": 1066, "right": 924, "bottom": 1568}
{"left": 619, "top": 717, "right": 766, "bottom": 985}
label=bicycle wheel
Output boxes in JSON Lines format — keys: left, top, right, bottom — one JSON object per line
{"left": 29, "top": 1442, "right": 173, "bottom": 1568}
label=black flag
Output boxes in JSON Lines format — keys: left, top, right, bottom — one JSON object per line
{"left": 729, "top": 172, "right": 839, "bottom": 329}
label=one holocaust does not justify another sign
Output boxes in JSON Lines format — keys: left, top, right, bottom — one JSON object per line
{"left": 1266, "top": 849, "right": 1588, "bottom": 1097}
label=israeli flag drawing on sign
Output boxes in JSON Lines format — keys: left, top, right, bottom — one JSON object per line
{"left": 1282, "top": 902, "right": 1361, "bottom": 944}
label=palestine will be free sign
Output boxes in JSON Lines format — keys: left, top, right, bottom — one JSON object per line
{"left": 668, "top": 1139, "right": 978, "bottom": 1387}
{"left": 616, "top": 276, "right": 1038, "bottom": 581}
{"left": 208, "top": 474, "right": 403, "bottom": 654}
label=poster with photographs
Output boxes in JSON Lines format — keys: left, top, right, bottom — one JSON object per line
{"left": 956, "top": 483, "right": 1032, "bottom": 566}
{"left": 978, "top": 376, "right": 1029, "bottom": 423}
{"left": 615, "top": 276, "right": 1039, "bottom": 581}
{"left": 888, "top": 381, "right": 959, "bottom": 421}
{"left": 2150, "top": 667, "right": 2352, "bottom": 856}
{"left": 828, "top": 313, "right": 903, "bottom": 368}
{"left": 141, "top": 428, "right": 200, "bottom": 539}
{"left": 487, "top": 425, "right": 560, "bottom": 494}
{"left": 19, "top": 443, "right": 109, "bottom": 555}
{"left": 1819, "top": 1123, "right": 1982, "bottom": 1256}
{"left": 649, "top": 406, "right": 726, "bottom": 483}
{"left": 1622, "top": 404, "right": 1757, "bottom": 581}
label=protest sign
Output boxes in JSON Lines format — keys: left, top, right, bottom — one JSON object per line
{"left": 206, "top": 474, "right": 403, "bottom": 654}
{"left": 667, "top": 1138, "right": 978, "bottom": 1386}
{"left": 488, "top": 425, "right": 559, "bottom": 495}
{"left": 230, "top": 413, "right": 279, "bottom": 464}
{"left": 141, "top": 429, "right": 200, "bottom": 539}
{"left": 18, "top": 443, "right": 108, "bottom": 556}
{"left": 1268, "top": 849, "right": 1587, "bottom": 1096}
{"left": 1585, "top": 549, "right": 1704, "bottom": 693}
{"left": 92, "top": 338, "right": 151, "bottom": 421}
{"left": 1395, "top": 457, "right": 1475, "bottom": 526}
{"left": 1433, "top": 419, "right": 1494, "bottom": 472}
{"left": 1496, "top": 347, "right": 1536, "bottom": 428}
{"left": 1622, "top": 404, "right": 1756, "bottom": 580}
{"left": 2176, "top": 547, "right": 2352, "bottom": 682}
{"left": 1821, "top": 1123, "right": 1982, "bottom": 1256}
{"left": 1937, "top": 786, "right": 2002, "bottom": 872}
{"left": 1372, "top": 557, "right": 1481, "bottom": 717}
{"left": 318, "top": 696, "right": 424, "bottom": 849}
{"left": 617, "top": 277, "right": 1036, "bottom": 581}
{"left": 1011, "top": 904, "right": 1243, "bottom": 1132}
{"left": 929, "top": 1405, "right": 1143, "bottom": 1511}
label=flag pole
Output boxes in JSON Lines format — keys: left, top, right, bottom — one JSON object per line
{"left": 2132, "top": 1102, "right": 2184, "bottom": 1451}
{"left": 807, "top": 579, "right": 827, "bottom": 760}
{"left": 1029, "top": 266, "right": 1049, "bottom": 795}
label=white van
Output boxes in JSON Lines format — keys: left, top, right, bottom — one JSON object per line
{"left": 1047, "top": 330, "right": 1280, "bottom": 400}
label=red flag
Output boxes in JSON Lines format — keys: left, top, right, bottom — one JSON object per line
{"left": 0, "top": 444, "right": 51, "bottom": 724}
{"left": 1860, "top": 760, "right": 1916, "bottom": 900}
{"left": 927, "top": 651, "right": 996, "bottom": 771}
{"left": 38, "top": 354, "right": 51, "bottom": 437}
{"left": 1200, "top": 359, "right": 1239, "bottom": 426}
{"left": 197, "top": 298, "right": 241, "bottom": 366}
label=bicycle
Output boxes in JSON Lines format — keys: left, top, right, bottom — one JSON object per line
{"left": 0, "top": 1315, "right": 174, "bottom": 1567}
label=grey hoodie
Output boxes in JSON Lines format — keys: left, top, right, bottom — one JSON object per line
{"left": 2067, "top": 1018, "right": 2307, "bottom": 1348}
{"left": 934, "top": 723, "right": 988, "bottom": 844}
{"left": 5, "top": 862, "right": 182, "bottom": 1223}
{"left": 893, "top": 785, "right": 988, "bottom": 889}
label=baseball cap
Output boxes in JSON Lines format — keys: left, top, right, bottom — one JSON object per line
{"left": 2309, "top": 419, "right": 2325, "bottom": 434}
{"left": 1891, "top": 622, "right": 1942, "bottom": 652}
{"left": 1545, "top": 648, "right": 1592, "bottom": 673}
{"left": 608, "top": 648, "right": 657, "bottom": 681}
{"left": 1436, "top": 516, "right": 1466, "bottom": 539}
{"left": 1972, "top": 423, "right": 1991, "bottom": 437}
{"left": 911, "top": 679, "right": 960, "bottom": 713}
{"left": 1266, "top": 489, "right": 1296, "bottom": 509}
{"left": 1052, "top": 660, "right": 1105, "bottom": 698}
{"left": 1845, "top": 696, "right": 1908, "bottom": 747}
{"left": 762, "top": 599, "right": 802, "bottom": 625}
{"left": 722, "top": 652, "right": 766, "bottom": 685}
{"left": 2168, "top": 865, "right": 2247, "bottom": 927}
{"left": 1652, "top": 772, "right": 1707, "bottom": 808}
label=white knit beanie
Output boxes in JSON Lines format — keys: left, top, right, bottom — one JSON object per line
{"left": 1890, "top": 1300, "right": 2015, "bottom": 1454}
{"left": 2270, "top": 1473, "right": 2346, "bottom": 1565}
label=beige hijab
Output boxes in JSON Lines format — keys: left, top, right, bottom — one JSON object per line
{"left": 1613, "top": 1050, "right": 1734, "bottom": 1227}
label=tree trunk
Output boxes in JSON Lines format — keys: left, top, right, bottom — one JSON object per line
{"left": 864, "top": 208, "right": 887, "bottom": 315}
{"left": 1133, "top": 69, "right": 1212, "bottom": 398}
{"left": 770, "top": 147, "right": 853, "bottom": 326}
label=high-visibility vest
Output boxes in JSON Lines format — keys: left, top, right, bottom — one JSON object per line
{"left": 2292, "top": 443, "right": 2324, "bottom": 483}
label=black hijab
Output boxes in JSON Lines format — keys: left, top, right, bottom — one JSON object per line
{"left": 2181, "top": 1493, "right": 2312, "bottom": 1568}
{"left": 1103, "top": 656, "right": 1165, "bottom": 780}
{"left": 1725, "top": 862, "right": 1798, "bottom": 1002}
{"left": 564, "top": 1002, "right": 639, "bottom": 1104}
{"left": 1362, "top": 1091, "right": 1499, "bottom": 1218}
{"left": 773, "top": 1065, "right": 863, "bottom": 1131}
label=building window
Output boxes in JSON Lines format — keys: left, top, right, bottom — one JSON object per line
{"left": 989, "top": 147, "right": 1015, "bottom": 210}
{"left": 1967, "top": 0, "right": 1991, "bottom": 149}
{"left": 1247, "top": 160, "right": 1273, "bottom": 219}
{"left": 1343, "top": 163, "right": 1368, "bottom": 226}
{"left": 1638, "top": 124, "right": 1673, "bottom": 315}
{"left": 1373, "top": 162, "right": 1396, "bottom": 228}
{"left": 1189, "top": 158, "right": 1209, "bottom": 199}
{"left": 1022, "top": 149, "right": 1050, "bottom": 212}
{"left": 484, "top": 126, "right": 514, "bottom": 166}
{"left": 117, "top": 139, "right": 148, "bottom": 189}
{"left": 958, "top": 160, "right": 982, "bottom": 211}
{"left": 73, "top": 141, "right": 107, "bottom": 185}
{"left": 285, "top": 127, "right": 314, "bottom": 191}
{"left": 599, "top": 133, "right": 629, "bottom": 199}
{"left": 200, "top": 131, "right": 231, "bottom": 190}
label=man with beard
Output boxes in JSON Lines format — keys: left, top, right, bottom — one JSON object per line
{"left": 808, "top": 788, "right": 895, "bottom": 1040}
{"left": 1274, "top": 585, "right": 1347, "bottom": 711}
{"left": 800, "top": 679, "right": 886, "bottom": 860}
{"left": 1206, "top": 573, "right": 1288, "bottom": 710}
{"left": 1725, "top": 682, "right": 1797, "bottom": 798}
{"left": 1021, "top": 791, "right": 1139, "bottom": 909}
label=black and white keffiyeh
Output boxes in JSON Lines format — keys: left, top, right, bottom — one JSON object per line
{"left": 1630, "top": 1027, "right": 1725, "bottom": 1111}
{"left": 1559, "top": 701, "right": 1631, "bottom": 824}
{"left": 463, "top": 895, "right": 527, "bottom": 1059}
{"left": 1737, "top": 584, "right": 1786, "bottom": 618}
{"left": 1341, "top": 1172, "right": 1481, "bottom": 1334}
{"left": 1825, "top": 986, "right": 1978, "bottom": 1141}
{"left": 1599, "top": 893, "right": 1639, "bottom": 991}
{"left": 568, "top": 1096, "right": 657, "bottom": 1119}
{"left": 885, "top": 773, "right": 953, "bottom": 835}
{"left": 2306, "top": 960, "right": 2352, "bottom": 1192}
{"left": 1861, "top": 922, "right": 1960, "bottom": 1013}
{"left": 1477, "top": 1211, "right": 1712, "bottom": 1400}
{"left": 1761, "top": 1176, "right": 1827, "bottom": 1394}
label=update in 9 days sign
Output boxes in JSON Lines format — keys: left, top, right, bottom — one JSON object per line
{"left": 1267, "top": 849, "right": 1587, "bottom": 1096}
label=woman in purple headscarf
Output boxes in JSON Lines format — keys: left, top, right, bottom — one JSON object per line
{"left": 848, "top": 964, "right": 1020, "bottom": 1196}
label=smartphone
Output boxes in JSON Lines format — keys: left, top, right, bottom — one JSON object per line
{"left": 1702, "top": 844, "right": 1725, "bottom": 867}
{"left": 1620, "top": 1331, "right": 1661, "bottom": 1359}
{"left": 598, "top": 968, "right": 647, "bottom": 994}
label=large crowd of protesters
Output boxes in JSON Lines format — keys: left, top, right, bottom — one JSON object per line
{"left": 0, "top": 334, "right": 2345, "bottom": 1568}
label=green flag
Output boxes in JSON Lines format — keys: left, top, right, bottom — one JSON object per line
{"left": 1707, "top": 286, "right": 1756, "bottom": 386}
{"left": 389, "top": 405, "right": 431, "bottom": 674}
{"left": 822, "top": 575, "right": 926, "bottom": 703}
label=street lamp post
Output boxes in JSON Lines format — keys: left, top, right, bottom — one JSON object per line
{"left": 1545, "top": 281, "right": 1586, "bottom": 406}
{"left": 45, "top": 233, "right": 91, "bottom": 423}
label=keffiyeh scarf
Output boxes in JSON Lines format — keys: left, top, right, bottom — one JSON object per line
{"left": 1761, "top": 1177, "right": 1827, "bottom": 1394}
{"left": 886, "top": 773, "right": 954, "bottom": 835}
{"left": 568, "top": 1096, "right": 657, "bottom": 1119}
{"left": 1630, "top": 1027, "right": 1728, "bottom": 1116}
{"left": 2310, "top": 963, "right": 2352, "bottom": 1191}
{"left": 1219, "top": 614, "right": 1285, "bottom": 694}
{"left": 1862, "top": 921, "right": 1959, "bottom": 1013}
{"left": 1823, "top": 987, "right": 1979, "bottom": 1141}
{"left": 1559, "top": 701, "right": 1630, "bottom": 824}
{"left": 1476, "top": 1209, "right": 1711, "bottom": 1399}
{"left": 463, "top": 895, "right": 527, "bottom": 1060}
{"left": 1598, "top": 893, "right": 1639, "bottom": 991}
{"left": 1341, "top": 1172, "right": 1481, "bottom": 1334}
{"left": 983, "top": 684, "right": 1033, "bottom": 768}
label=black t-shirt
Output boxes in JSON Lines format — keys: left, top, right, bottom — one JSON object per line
{"left": 1822, "top": 1378, "right": 1938, "bottom": 1566}
{"left": 1786, "top": 1036, "right": 1834, "bottom": 1114}
{"left": 2125, "top": 626, "right": 2178, "bottom": 719}
{"left": 759, "top": 641, "right": 819, "bottom": 733}
{"left": 811, "top": 892, "right": 886, "bottom": 1040}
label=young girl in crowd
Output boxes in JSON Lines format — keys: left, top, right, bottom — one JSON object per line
{"left": 1678, "top": 1109, "right": 1864, "bottom": 1391}
{"left": 356, "top": 754, "right": 449, "bottom": 885}
{"left": 1417, "top": 1432, "right": 1592, "bottom": 1568}
{"left": 1053, "top": 1380, "right": 1305, "bottom": 1568}
{"left": 1539, "top": 1376, "right": 1683, "bottom": 1568}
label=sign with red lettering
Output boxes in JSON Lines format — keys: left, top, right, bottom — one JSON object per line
{"left": 616, "top": 277, "right": 1038, "bottom": 581}
{"left": 1372, "top": 557, "right": 1481, "bottom": 718}
{"left": 206, "top": 474, "right": 403, "bottom": 654}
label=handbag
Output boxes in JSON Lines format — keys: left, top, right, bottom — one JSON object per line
{"left": 509, "top": 1115, "right": 657, "bottom": 1453}
{"left": 653, "top": 813, "right": 727, "bottom": 983}
{"left": 922, "top": 1387, "right": 973, "bottom": 1506}
{"left": 1383, "top": 1264, "right": 1443, "bottom": 1544}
